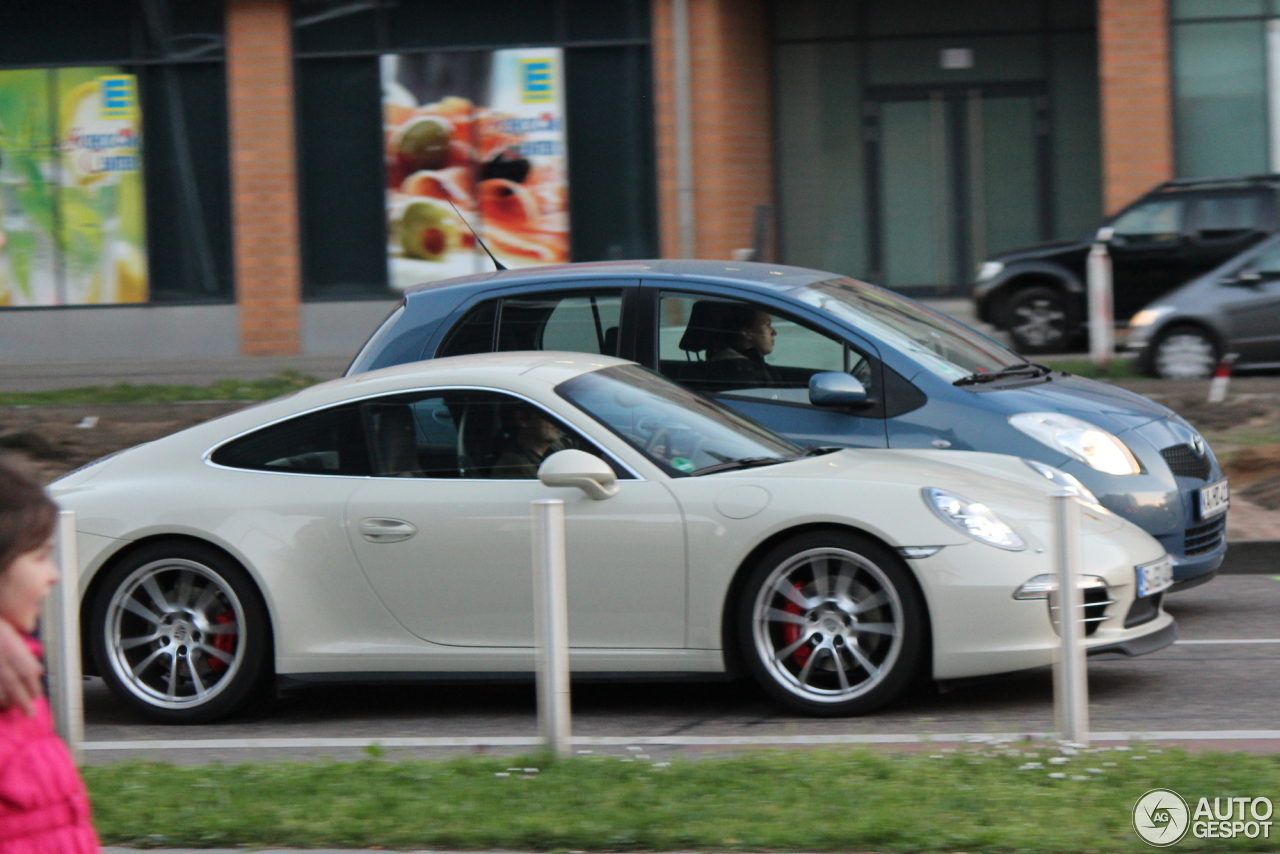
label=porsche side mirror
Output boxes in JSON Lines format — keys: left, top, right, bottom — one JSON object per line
{"left": 1095, "top": 226, "right": 1115, "bottom": 243}
{"left": 809, "top": 372, "right": 870, "bottom": 408}
{"left": 538, "top": 449, "right": 619, "bottom": 500}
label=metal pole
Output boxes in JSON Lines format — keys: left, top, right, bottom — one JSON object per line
{"left": 1051, "top": 492, "right": 1089, "bottom": 746}
{"left": 1087, "top": 241, "right": 1114, "bottom": 367}
{"left": 41, "top": 510, "right": 83, "bottom": 762}
{"left": 672, "top": 0, "right": 696, "bottom": 259}
{"left": 532, "top": 498, "right": 570, "bottom": 756}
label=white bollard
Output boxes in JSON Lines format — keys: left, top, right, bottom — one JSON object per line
{"left": 1051, "top": 492, "right": 1089, "bottom": 747}
{"left": 1207, "top": 353, "right": 1238, "bottom": 403}
{"left": 40, "top": 510, "right": 83, "bottom": 762}
{"left": 1087, "top": 242, "right": 1114, "bottom": 368}
{"left": 532, "top": 498, "right": 571, "bottom": 756}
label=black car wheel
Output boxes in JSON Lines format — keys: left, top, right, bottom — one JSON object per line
{"left": 736, "top": 530, "right": 926, "bottom": 716}
{"left": 1152, "top": 325, "right": 1219, "bottom": 380}
{"left": 999, "top": 285, "right": 1077, "bottom": 354}
{"left": 89, "top": 540, "right": 272, "bottom": 724}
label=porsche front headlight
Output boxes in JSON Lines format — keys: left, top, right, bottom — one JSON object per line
{"left": 1009, "top": 412, "right": 1141, "bottom": 475}
{"left": 923, "top": 487, "right": 1026, "bottom": 551}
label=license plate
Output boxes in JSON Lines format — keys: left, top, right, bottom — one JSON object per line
{"left": 1199, "top": 479, "right": 1230, "bottom": 519}
{"left": 1136, "top": 556, "right": 1174, "bottom": 598}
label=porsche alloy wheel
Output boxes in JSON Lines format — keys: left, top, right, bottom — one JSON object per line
{"left": 739, "top": 532, "right": 925, "bottom": 716}
{"left": 90, "top": 541, "right": 270, "bottom": 723}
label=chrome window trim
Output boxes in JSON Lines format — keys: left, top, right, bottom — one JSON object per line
{"left": 202, "top": 384, "right": 646, "bottom": 482}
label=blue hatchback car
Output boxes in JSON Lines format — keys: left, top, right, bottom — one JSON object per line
{"left": 348, "top": 260, "right": 1227, "bottom": 589}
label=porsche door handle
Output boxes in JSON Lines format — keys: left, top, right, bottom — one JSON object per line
{"left": 358, "top": 518, "right": 418, "bottom": 543}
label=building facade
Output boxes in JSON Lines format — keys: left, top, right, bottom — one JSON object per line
{"left": 0, "top": 0, "right": 1254, "bottom": 361}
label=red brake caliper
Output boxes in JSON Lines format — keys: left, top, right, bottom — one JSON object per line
{"left": 207, "top": 612, "right": 237, "bottom": 672}
{"left": 781, "top": 584, "right": 811, "bottom": 667}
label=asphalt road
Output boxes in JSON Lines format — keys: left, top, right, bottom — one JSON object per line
{"left": 77, "top": 572, "right": 1280, "bottom": 765}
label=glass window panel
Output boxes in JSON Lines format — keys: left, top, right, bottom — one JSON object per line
{"left": 147, "top": 0, "right": 225, "bottom": 60}
{"left": 774, "top": 42, "right": 866, "bottom": 278}
{"left": 496, "top": 292, "right": 622, "bottom": 353}
{"left": 138, "top": 63, "right": 234, "bottom": 301}
{"left": 437, "top": 299, "right": 497, "bottom": 357}
{"left": 866, "top": 35, "right": 1042, "bottom": 86}
{"left": 1050, "top": 0, "right": 1097, "bottom": 29}
{"left": 1050, "top": 32, "right": 1102, "bottom": 241}
{"left": 565, "top": 46, "right": 659, "bottom": 261}
{"left": 211, "top": 404, "right": 368, "bottom": 475}
{"left": 1111, "top": 199, "right": 1185, "bottom": 244}
{"left": 566, "top": 0, "right": 649, "bottom": 42}
{"left": 385, "top": 0, "right": 555, "bottom": 49}
{"left": 0, "top": 0, "right": 134, "bottom": 65}
{"left": 772, "top": 0, "right": 859, "bottom": 40}
{"left": 297, "top": 57, "right": 389, "bottom": 298}
{"left": 1172, "top": 0, "right": 1264, "bottom": 20}
{"left": 293, "top": 0, "right": 377, "bottom": 53}
{"left": 657, "top": 292, "right": 863, "bottom": 401}
{"left": 866, "top": 0, "right": 1040, "bottom": 35}
{"left": 972, "top": 95, "right": 1041, "bottom": 260}
{"left": 1187, "top": 194, "right": 1267, "bottom": 234}
{"left": 1174, "top": 21, "right": 1268, "bottom": 178}
{"left": 1250, "top": 240, "right": 1280, "bottom": 272}
{"left": 878, "top": 98, "right": 954, "bottom": 287}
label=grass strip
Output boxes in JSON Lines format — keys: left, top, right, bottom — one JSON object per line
{"left": 0, "top": 370, "right": 321, "bottom": 407}
{"left": 84, "top": 745, "right": 1280, "bottom": 852}
{"left": 1038, "top": 357, "right": 1140, "bottom": 380}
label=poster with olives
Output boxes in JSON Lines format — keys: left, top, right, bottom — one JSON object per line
{"left": 0, "top": 67, "right": 147, "bottom": 306}
{"left": 382, "top": 48, "right": 569, "bottom": 290}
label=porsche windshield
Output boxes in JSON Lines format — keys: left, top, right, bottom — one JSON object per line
{"left": 556, "top": 365, "right": 802, "bottom": 476}
{"left": 792, "top": 277, "right": 1027, "bottom": 382}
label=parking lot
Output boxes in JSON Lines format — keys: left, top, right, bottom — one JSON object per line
{"left": 79, "top": 571, "right": 1278, "bottom": 765}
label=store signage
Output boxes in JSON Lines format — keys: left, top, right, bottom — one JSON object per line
{"left": 381, "top": 47, "right": 570, "bottom": 290}
{"left": 0, "top": 67, "right": 148, "bottom": 306}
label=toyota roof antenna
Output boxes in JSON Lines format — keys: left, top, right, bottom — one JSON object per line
{"left": 446, "top": 198, "right": 506, "bottom": 271}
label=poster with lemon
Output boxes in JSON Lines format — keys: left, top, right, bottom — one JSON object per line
{"left": 0, "top": 67, "right": 147, "bottom": 306}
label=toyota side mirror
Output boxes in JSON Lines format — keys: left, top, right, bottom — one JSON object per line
{"left": 1095, "top": 226, "right": 1115, "bottom": 243}
{"left": 1227, "top": 270, "right": 1263, "bottom": 287}
{"left": 538, "top": 449, "right": 619, "bottom": 500}
{"left": 809, "top": 372, "right": 870, "bottom": 408}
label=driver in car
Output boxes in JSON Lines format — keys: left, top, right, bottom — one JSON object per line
{"left": 492, "top": 404, "right": 568, "bottom": 479}
{"left": 704, "top": 304, "right": 781, "bottom": 389}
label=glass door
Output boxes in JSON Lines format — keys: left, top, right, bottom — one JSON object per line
{"left": 866, "top": 83, "right": 1050, "bottom": 294}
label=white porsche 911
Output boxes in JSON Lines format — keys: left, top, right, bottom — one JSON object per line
{"left": 52, "top": 353, "right": 1175, "bottom": 723}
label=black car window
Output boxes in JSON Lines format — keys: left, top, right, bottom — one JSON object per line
{"left": 1111, "top": 199, "right": 1184, "bottom": 245}
{"left": 496, "top": 292, "right": 622, "bottom": 355}
{"left": 1187, "top": 194, "right": 1267, "bottom": 239}
{"left": 656, "top": 291, "right": 872, "bottom": 403}
{"left": 211, "top": 404, "right": 369, "bottom": 476}
{"left": 1248, "top": 241, "right": 1280, "bottom": 275}
{"left": 361, "top": 389, "right": 628, "bottom": 480}
{"left": 437, "top": 291, "right": 623, "bottom": 358}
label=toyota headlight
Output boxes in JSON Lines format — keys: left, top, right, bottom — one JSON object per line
{"left": 1128, "top": 306, "right": 1174, "bottom": 329}
{"left": 976, "top": 261, "right": 1004, "bottom": 282}
{"left": 923, "top": 487, "right": 1026, "bottom": 551}
{"left": 1022, "top": 458, "right": 1101, "bottom": 505}
{"left": 1009, "top": 412, "right": 1141, "bottom": 475}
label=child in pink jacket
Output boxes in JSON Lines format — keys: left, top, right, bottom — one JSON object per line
{"left": 0, "top": 457, "right": 99, "bottom": 853}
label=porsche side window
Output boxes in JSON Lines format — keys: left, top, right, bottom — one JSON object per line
{"left": 211, "top": 405, "right": 368, "bottom": 476}
{"left": 496, "top": 293, "right": 622, "bottom": 355}
{"left": 360, "top": 390, "right": 627, "bottom": 480}
{"left": 657, "top": 292, "right": 869, "bottom": 403}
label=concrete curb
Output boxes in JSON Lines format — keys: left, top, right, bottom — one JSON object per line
{"left": 1222, "top": 541, "right": 1280, "bottom": 574}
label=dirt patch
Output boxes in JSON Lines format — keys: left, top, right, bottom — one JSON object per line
{"left": 0, "top": 402, "right": 246, "bottom": 484}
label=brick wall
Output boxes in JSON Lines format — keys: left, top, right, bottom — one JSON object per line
{"left": 652, "top": 0, "right": 775, "bottom": 260}
{"left": 226, "top": 0, "right": 301, "bottom": 355}
{"left": 1098, "top": 0, "right": 1173, "bottom": 214}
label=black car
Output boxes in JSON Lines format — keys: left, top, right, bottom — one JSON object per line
{"left": 974, "top": 175, "right": 1280, "bottom": 353}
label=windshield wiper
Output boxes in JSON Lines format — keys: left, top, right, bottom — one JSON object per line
{"left": 953, "top": 362, "right": 1051, "bottom": 386}
{"left": 691, "top": 456, "right": 789, "bottom": 476}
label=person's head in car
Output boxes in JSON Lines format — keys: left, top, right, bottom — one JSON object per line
{"left": 492, "top": 404, "right": 565, "bottom": 478}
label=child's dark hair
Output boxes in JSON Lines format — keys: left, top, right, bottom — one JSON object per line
{"left": 0, "top": 454, "right": 57, "bottom": 572}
